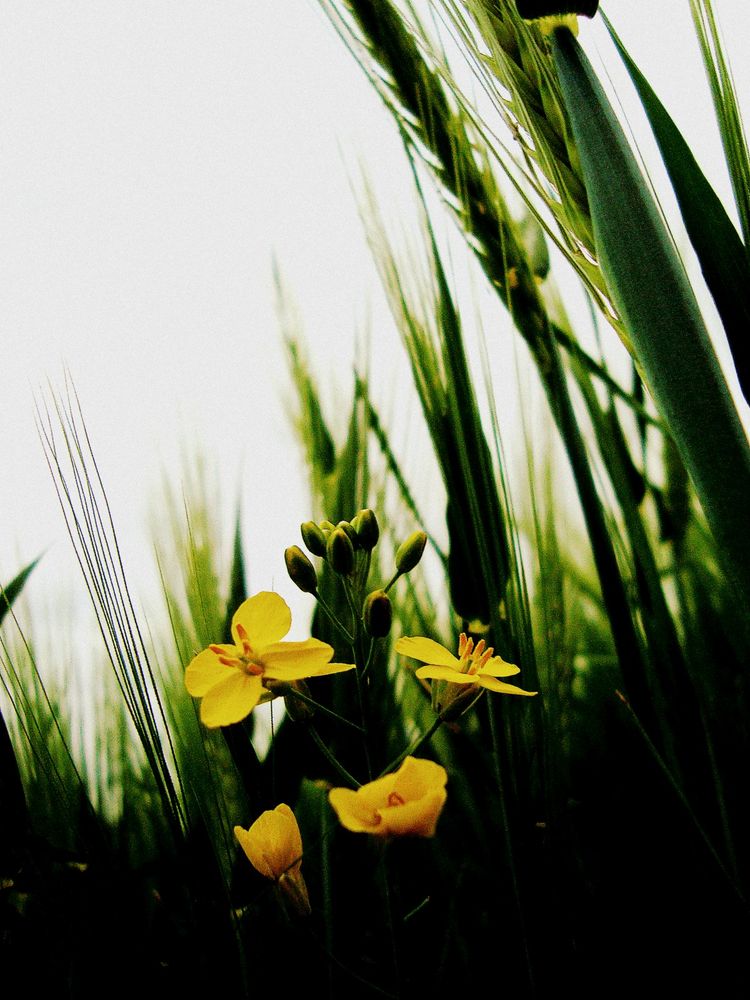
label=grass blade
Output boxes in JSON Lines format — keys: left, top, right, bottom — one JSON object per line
{"left": 605, "top": 15, "right": 750, "bottom": 402}
{"left": 553, "top": 26, "right": 750, "bottom": 615}
{"left": 0, "top": 557, "right": 42, "bottom": 627}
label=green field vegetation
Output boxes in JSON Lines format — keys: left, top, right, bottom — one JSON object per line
{"left": 2, "top": 3, "right": 749, "bottom": 997}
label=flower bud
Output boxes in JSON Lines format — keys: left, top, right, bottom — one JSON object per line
{"left": 363, "top": 589, "right": 392, "bottom": 638}
{"left": 300, "top": 521, "right": 327, "bottom": 557}
{"left": 234, "top": 804, "right": 311, "bottom": 918}
{"left": 284, "top": 546, "right": 318, "bottom": 594}
{"left": 326, "top": 526, "right": 355, "bottom": 576}
{"left": 395, "top": 530, "right": 427, "bottom": 574}
{"left": 352, "top": 508, "right": 379, "bottom": 551}
{"left": 265, "top": 677, "right": 315, "bottom": 721}
{"left": 283, "top": 679, "right": 316, "bottom": 723}
{"left": 336, "top": 520, "right": 360, "bottom": 549}
{"left": 319, "top": 520, "right": 335, "bottom": 532}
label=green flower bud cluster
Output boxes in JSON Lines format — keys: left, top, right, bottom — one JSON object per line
{"left": 292, "top": 510, "right": 381, "bottom": 582}
{"left": 285, "top": 511, "right": 428, "bottom": 647}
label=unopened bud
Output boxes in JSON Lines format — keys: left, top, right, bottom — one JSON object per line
{"left": 395, "top": 530, "right": 427, "bottom": 574}
{"left": 336, "top": 520, "right": 360, "bottom": 549}
{"left": 319, "top": 520, "right": 336, "bottom": 533}
{"left": 283, "top": 679, "right": 316, "bottom": 723}
{"left": 352, "top": 508, "right": 379, "bottom": 551}
{"left": 363, "top": 589, "right": 392, "bottom": 638}
{"left": 300, "top": 521, "right": 327, "bottom": 558}
{"left": 284, "top": 546, "right": 318, "bottom": 593}
{"left": 326, "top": 527, "right": 355, "bottom": 576}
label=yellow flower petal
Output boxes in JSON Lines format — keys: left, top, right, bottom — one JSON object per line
{"left": 415, "top": 664, "right": 478, "bottom": 685}
{"left": 199, "top": 671, "right": 264, "bottom": 727}
{"left": 231, "top": 591, "right": 291, "bottom": 651}
{"left": 269, "top": 660, "right": 357, "bottom": 683}
{"left": 379, "top": 788, "right": 447, "bottom": 837}
{"left": 480, "top": 676, "right": 537, "bottom": 696}
{"left": 478, "top": 656, "right": 521, "bottom": 678}
{"left": 185, "top": 645, "right": 236, "bottom": 696}
{"left": 328, "top": 787, "right": 381, "bottom": 833}
{"left": 263, "top": 639, "right": 355, "bottom": 682}
{"left": 328, "top": 756, "right": 448, "bottom": 838}
{"left": 263, "top": 638, "right": 333, "bottom": 673}
{"left": 395, "top": 636, "right": 459, "bottom": 668}
{"left": 234, "top": 803, "right": 302, "bottom": 879}
{"left": 390, "top": 755, "right": 447, "bottom": 801}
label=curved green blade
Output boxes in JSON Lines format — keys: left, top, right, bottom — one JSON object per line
{"left": 606, "top": 17, "right": 750, "bottom": 403}
{"left": 0, "top": 556, "right": 41, "bottom": 627}
{"left": 552, "top": 27, "right": 750, "bottom": 613}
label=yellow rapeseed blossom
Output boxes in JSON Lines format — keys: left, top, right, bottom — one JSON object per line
{"left": 234, "top": 803, "right": 311, "bottom": 917}
{"left": 185, "top": 591, "right": 355, "bottom": 728}
{"left": 395, "top": 633, "right": 536, "bottom": 718}
{"left": 328, "top": 756, "right": 447, "bottom": 838}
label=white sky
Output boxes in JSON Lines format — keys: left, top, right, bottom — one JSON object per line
{"left": 1, "top": 1, "right": 748, "bottom": 653}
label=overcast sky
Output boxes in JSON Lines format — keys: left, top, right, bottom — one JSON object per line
{"left": 1, "top": 1, "right": 748, "bottom": 650}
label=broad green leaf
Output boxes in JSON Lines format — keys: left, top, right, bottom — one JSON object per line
{"left": 606, "top": 17, "right": 750, "bottom": 403}
{"left": 553, "top": 26, "right": 750, "bottom": 614}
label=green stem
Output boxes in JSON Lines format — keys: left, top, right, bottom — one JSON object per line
{"left": 377, "top": 714, "right": 443, "bottom": 778}
{"left": 315, "top": 591, "right": 356, "bottom": 645}
{"left": 342, "top": 576, "right": 374, "bottom": 781}
{"left": 377, "top": 842, "right": 402, "bottom": 999}
{"left": 615, "top": 689, "right": 746, "bottom": 905}
{"left": 361, "top": 636, "right": 377, "bottom": 678}
{"left": 308, "top": 724, "right": 362, "bottom": 789}
{"left": 281, "top": 686, "right": 364, "bottom": 732}
{"left": 488, "top": 698, "right": 535, "bottom": 994}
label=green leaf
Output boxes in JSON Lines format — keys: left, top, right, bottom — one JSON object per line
{"left": 553, "top": 27, "right": 750, "bottom": 615}
{"left": 0, "top": 556, "right": 41, "bottom": 849}
{"left": 0, "top": 556, "right": 42, "bottom": 627}
{"left": 606, "top": 16, "right": 750, "bottom": 403}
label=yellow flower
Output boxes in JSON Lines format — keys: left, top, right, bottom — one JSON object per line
{"left": 328, "top": 756, "right": 447, "bottom": 838}
{"left": 185, "top": 591, "right": 355, "bottom": 728}
{"left": 234, "top": 803, "right": 311, "bottom": 917}
{"left": 395, "top": 632, "right": 537, "bottom": 718}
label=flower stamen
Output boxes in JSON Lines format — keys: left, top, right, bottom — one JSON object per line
{"left": 474, "top": 646, "right": 495, "bottom": 672}
{"left": 209, "top": 637, "right": 265, "bottom": 675}
{"left": 387, "top": 792, "right": 406, "bottom": 807}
